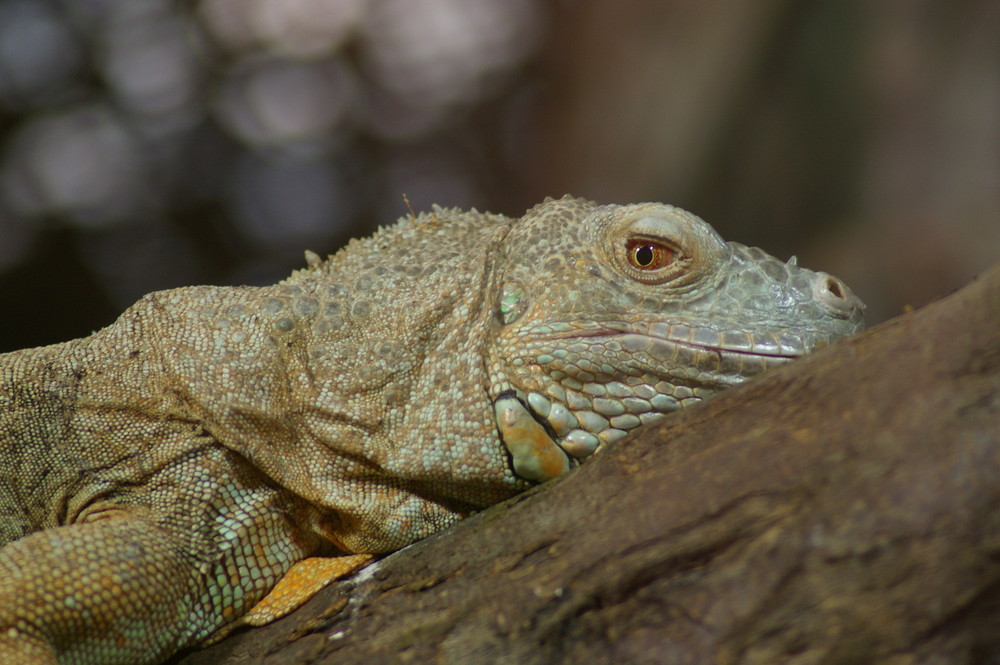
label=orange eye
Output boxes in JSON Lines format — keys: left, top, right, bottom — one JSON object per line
{"left": 626, "top": 239, "right": 675, "bottom": 270}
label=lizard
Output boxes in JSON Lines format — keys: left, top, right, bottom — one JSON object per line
{"left": 0, "top": 195, "right": 865, "bottom": 664}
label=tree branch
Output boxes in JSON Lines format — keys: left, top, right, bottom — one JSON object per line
{"left": 173, "top": 264, "right": 1000, "bottom": 665}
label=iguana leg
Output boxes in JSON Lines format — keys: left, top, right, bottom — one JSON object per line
{"left": 0, "top": 518, "right": 208, "bottom": 665}
{"left": 238, "top": 554, "right": 374, "bottom": 626}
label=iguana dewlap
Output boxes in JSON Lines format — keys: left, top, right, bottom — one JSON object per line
{"left": 0, "top": 196, "right": 865, "bottom": 664}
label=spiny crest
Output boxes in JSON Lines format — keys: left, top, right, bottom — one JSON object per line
{"left": 287, "top": 204, "right": 514, "bottom": 283}
{"left": 524, "top": 195, "right": 599, "bottom": 224}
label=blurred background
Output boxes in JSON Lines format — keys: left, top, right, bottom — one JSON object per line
{"left": 0, "top": 0, "right": 997, "bottom": 352}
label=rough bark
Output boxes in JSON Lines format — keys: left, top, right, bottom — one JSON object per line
{"left": 173, "top": 264, "right": 1000, "bottom": 665}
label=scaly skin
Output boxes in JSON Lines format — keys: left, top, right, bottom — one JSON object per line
{"left": 0, "top": 196, "right": 864, "bottom": 664}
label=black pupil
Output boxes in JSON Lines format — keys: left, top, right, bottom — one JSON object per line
{"left": 635, "top": 244, "right": 654, "bottom": 266}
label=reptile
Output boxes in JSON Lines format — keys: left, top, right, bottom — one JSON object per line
{"left": 0, "top": 196, "right": 865, "bottom": 664}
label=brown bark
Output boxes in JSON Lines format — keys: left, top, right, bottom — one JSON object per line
{"left": 173, "top": 264, "right": 1000, "bottom": 665}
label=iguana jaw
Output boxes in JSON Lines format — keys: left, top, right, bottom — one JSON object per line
{"left": 490, "top": 319, "right": 850, "bottom": 478}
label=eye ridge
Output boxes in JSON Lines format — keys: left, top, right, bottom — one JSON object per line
{"left": 626, "top": 238, "right": 676, "bottom": 271}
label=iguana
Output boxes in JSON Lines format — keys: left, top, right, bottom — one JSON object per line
{"left": 0, "top": 196, "right": 865, "bottom": 664}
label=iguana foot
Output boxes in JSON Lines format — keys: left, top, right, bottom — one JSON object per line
{"left": 240, "top": 554, "right": 374, "bottom": 626}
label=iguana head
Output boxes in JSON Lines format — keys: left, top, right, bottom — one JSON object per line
{"left": 488, "top": 196, "right": 865, "bottom": 481}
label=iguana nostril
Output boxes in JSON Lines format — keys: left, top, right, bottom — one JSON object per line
{"left": 827, "top": 276, "right": 846, "bottom": 300}
{"left": 811, "top": 271, "right": 864, "bottom": 316}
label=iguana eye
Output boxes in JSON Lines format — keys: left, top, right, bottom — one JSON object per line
{"left": 626, "top": 239, "right": 675, "bottom": 270}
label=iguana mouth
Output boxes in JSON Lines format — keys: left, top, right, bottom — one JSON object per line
{"left": 528, "top": 322, "right": 818, "bottom": 360}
